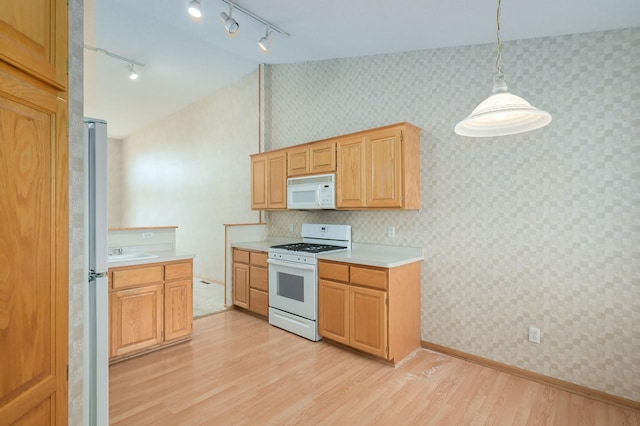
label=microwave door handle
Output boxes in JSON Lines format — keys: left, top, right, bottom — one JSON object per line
{"left": 267, "top": 258, "right": 316, "bottom": 271}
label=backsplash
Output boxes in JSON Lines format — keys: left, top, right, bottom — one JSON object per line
{"left": 264, "top": 29, "right": 640, "bottom": 401}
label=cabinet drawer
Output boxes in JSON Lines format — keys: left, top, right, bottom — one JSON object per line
{"left": 112, "top": 266, "right": 163, "bottom": 289}
{"left": 165, "top": 261, "right": 192, "bottom": 281}
{"left": 233, "top": 249, "right": 250, "bottom": 264}
{"left": 250, "top": 266, "right": 268, "bottom": 291}
{"left": 250, "top": 251, "right": 268, "bottom": 268}
{"left": 249, "top": 289, "right": 269, "bottom": 317}
{"left": 319, "top": 261, "right": 349, "bottom": 282}
{"left": 350, "top": 266, "right": 388, "bottom": 290}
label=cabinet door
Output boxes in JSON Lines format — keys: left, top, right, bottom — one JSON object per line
{"left": 232, "top": 262, "right": 250, "bottom": 309}
{"left": 0, "top": 64, "right": 68, "bottom": 424}
{"left": 309, "top": 142, "right": 336, "bottom": 174}
{"left": 350, "top": 286, "right": 388, "bottom": 358}
{"left": 251, "top": 154, "right": 268, "bottom": 209}
{"left": 110, "top": 284, "right": 163, "bottom": 358}
{"left": 164, "top": 279, "right": 193, "bottom": 341}
{"left": 287, "top": 145, "right": 310, "bottom": 176}
{"left": 0, "top": 0, "right": 67, "bottom": 89}
{"left": 318, "top": 280, "right": 350, "bottom": 345}
{"left": 267, "top": 152, "right": 287, "bottom": 209}
{"left": 336, "top": 136, "right": 367, "bottom": 208}
{"left": 249, "top": 289, "right": 269, "bottom": 317}
{"left": 366, "top": 128, "right": 403, "bottom": 208}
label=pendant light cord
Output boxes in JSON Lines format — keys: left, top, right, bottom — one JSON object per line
{"left": 494, "top": 0, "right": 505, "bottom": 84}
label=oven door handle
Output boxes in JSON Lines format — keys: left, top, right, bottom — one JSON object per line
{"left": 267, "top": 258, "right": 316, "bottom": 271}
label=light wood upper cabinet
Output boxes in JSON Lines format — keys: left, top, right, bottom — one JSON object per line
{"left": 287, "top": 141, "right": 336, "bottom": 177}
{"left": 0, "top": 0, "right": 68, "bottom": 89}
{"left": 252, "top": 122, "right": 420, "bottom": 211}
{"left": 336, "top": 135, "right": 367, "bottom": 208}
{"left": 251, "top": 151, "right": 287, "bottom": 210}
{"left": 336, "top": 123, "right": 421, "bottom": 210}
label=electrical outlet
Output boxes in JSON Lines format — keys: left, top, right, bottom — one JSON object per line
{"left": 528, "top": 326, "right": 541, "bottom": 344}
{"left": 142, "top": 232, "right": 153, "bottom": 239}
{"left": 387, "top": 226, "right": 395, "bottom": 238}
{"left": 288, "top": 224, "right": 294, "bottom": 232}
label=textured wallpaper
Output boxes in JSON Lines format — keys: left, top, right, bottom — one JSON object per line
{"left": 68, "top": 0, "right": 85, "bottom": 422}
{"left": 263, "top": 29, "right": 640, "bottom": 401}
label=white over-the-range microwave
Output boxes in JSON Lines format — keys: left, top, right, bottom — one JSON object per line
{"left": 287, "top": 173, "right": 336, "bottom": 210}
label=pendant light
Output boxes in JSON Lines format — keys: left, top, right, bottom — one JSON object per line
{"left": 455, "top": 0, "right": 551, "bottom": 137}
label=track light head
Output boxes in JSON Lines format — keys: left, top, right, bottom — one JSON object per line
{"left": 258, "top": 28, "right": 274, "bottom": 53}
{"left": 187, "top": 0, "right": 202, "bottom": 18}
{"left": 127, "top": 63, "right": 139, "bottom": 80}
{"left": 220, "top": 5, "right": 239, "bottom": 34}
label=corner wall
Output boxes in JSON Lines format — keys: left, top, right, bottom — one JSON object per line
{"left": 263, "top": 29, "right": 640, "bottom": 401}
{"left": 119, "top": 71, "right": 260, "bottom": 282}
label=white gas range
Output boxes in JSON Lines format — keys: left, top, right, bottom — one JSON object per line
{"left": 268, "top": 224, "right": 351, "bottom": 341}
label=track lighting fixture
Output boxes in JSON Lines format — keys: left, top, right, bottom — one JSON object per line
{"left": 187, "top": 0, "right": 289, "bottom": 53}
{"left": 187, "top": 0, "right": 202, "bottom": 19}
{"left": 84, "top": 45, "right": 145, "bottom": 81}
{"left": 127, "top": 63, "right": 139, "bottom": 80}
{"left": 258, "top": 27, "right": 274, "bottom": 53}
{"left": 220, "top": 4, "right": 239, "bottom": 35}
{"left": 454, "top": 0, "right": 551, "bottom": 137}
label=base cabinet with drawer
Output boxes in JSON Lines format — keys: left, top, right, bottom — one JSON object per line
{"left": 233, "top": 248, "right": 269, "bottom": 317}
{"left": 109, "top": 259, "right": 193, "bottom": 362}
{"left": 318, "top": 259, "right": 421, "bottom": 364}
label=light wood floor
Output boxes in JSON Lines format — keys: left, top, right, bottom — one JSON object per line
{"left": 110, "top": 310, "right": 640, "bottom": 425}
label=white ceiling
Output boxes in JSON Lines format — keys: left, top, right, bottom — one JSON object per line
{"left": 84, "top": 0, "right": 640, "bottom": 139}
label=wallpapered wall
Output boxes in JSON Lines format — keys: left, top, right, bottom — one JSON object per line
{"left": 120, "top": 72, "right": 260, "bottom": 282}
{"left": 263, "top": 29, "right": 640, "bottom": 401}
{"left": 68, "top": 0, "right": 85, "bottom": 422}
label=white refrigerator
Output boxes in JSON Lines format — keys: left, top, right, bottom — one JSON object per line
{"left": 84, "top": 118, "right": 109, "bottom": 426}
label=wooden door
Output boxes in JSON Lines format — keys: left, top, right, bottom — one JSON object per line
{"left": 110, "top": 284, "right": 163, "bottom": 358}
{"left": 267, "top": 152, "right": 287, "bottom": 209}
{"left": 232, "top": 262, "right": 250, "bottom": 309}
{"left": 318, "top": 280, "right": 350, "bottom": 345}
{"left": 366, "top": 128, "right": 403, "bottom": 208}
{"left": 350, "top": 286, "right": 388, "bottom": 358}
{"left": 164, "top": 279, "right": 193, "bottom": 341}
{"left": 336, "top": 137, "right": 366, "bottom": 208}
{"left": 251, "top": 155, "right": 267, "bottom": 209}
{"left": 0, "top": 0, "right": 67, "bottom": 89}
{"left": 0, "top": 64, "right": 68, "bottom": 423}
{"left": 309, "top": 142, "right": 336, "bottom": 174}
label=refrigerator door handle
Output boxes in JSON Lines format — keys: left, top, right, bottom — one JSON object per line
{"left": 88, "top": 270, "right": 108, "bottom": 281}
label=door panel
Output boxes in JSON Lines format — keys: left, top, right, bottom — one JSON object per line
{"left": 0, "top": 0, "right": 67, "bottom": 89}
{"left": 164, "top": 279, "right": 193, "bottom": 341}
{"left": 350, "top": 286, "right": 387, "bottom": 358}
{"left": 366, "top": 129, "right": 402, "bottom": 208}
{"left": 318, "top": 280, "right": 349, "bottom": 345}
{"left": 0, "top": 62, "right": 68, "bottom": 424}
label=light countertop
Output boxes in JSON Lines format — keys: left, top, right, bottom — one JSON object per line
{"left": 107, "top": 250, "right": 195, "bottom": 268}
{"left": 232, "top": 239, "right": 424, "bottom": 268}
{"left": 318, "top": 243, "right": 424, "bottom": 268}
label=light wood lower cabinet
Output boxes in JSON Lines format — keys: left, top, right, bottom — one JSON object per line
{"left": 233, "top": 248, "right": 269, "bottom": 318}
{"left": 109, "top": 259, "right": 193, "bottom": 362}
{"left": 318, "top": 259, "right": 421, "bottom": 364}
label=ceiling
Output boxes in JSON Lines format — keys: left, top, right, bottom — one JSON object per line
{"left": 84, "top": 0, "right": 640, "bottom": 139}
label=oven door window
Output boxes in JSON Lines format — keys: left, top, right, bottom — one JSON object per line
{"left": 276, "top": 271, "right": 305, "bottom": 302}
